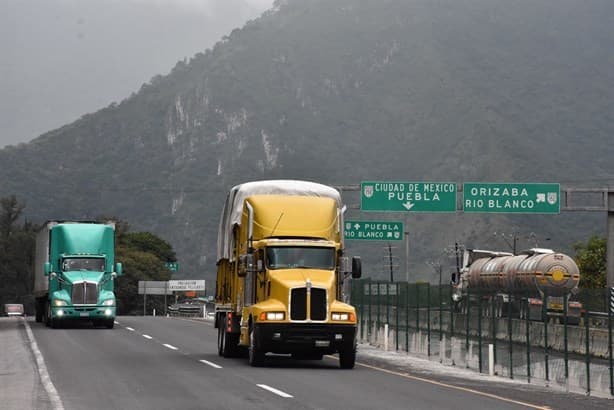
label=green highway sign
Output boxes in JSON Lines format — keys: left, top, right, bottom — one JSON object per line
{"left": 165, "top": 262, "right": 179, "bottom": 271}
{"left": 360, "top": 181, "right": 457, "bottom": 212}
{"left": 463, "top": 183, "right": 560, "bottom": 213}
{"left": 345, "top": 220, "right": 403, "bottom": 241}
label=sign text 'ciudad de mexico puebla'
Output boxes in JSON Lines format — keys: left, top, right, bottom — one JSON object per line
{"left": 360, "top": 181, "right": 457, "bottom": 212}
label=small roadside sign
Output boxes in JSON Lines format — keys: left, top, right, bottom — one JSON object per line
{"left": 344, "top": 220, "right": 403, "bottom": 241}
{"left": 168, "top": 280, "right": 206, "bottom": 291}
{"left": 165, "top": 262, "right": 179, "bottom": 271}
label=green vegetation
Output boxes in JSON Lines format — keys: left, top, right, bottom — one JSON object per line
{"left": 115, "top": 230, "right": 177, "bottom": 315}
{"left": 573, "top": 235, "right": 606, "bottom": 289}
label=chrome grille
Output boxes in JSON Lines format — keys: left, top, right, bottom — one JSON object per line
{"left": 71, "top": 282, "right": 98, "bottom": 305}
{"left": 290, "top": 287, "right": 327, "bottom": 321}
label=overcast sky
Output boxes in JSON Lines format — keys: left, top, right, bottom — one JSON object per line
{"left": 0, "top": 0, "right": 273, "bottom": 148}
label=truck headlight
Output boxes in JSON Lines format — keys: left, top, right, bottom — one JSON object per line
{"left": 331, "top": 312, "right": 355, "bottom": 321}
{"left": 102, "top": 299, "right": 115, "bottom": 306}
{"left": 53, "top": 299, "right": 68, "bottom": 307}
{"left": 259, "top": 312, "right": 285, "bottom": 321}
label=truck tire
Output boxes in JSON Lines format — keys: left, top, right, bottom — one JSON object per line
{"left": 44, "top": 302, "right": 51, "bottom": 327}
{"left": 217, "top": 322, "right": 225, "bottom": 356}
{"left": 248, "top": 326, "right": 265, "bottom": 367}
{"left": 45, "top": 302, "right": 59, "bottom": 329}
{"left": 35, "top": 299, "right": 44, "bottom": 323}
{"left": 339, "top": 345, "right": 356, "bottom": 369}
{"left": 218, "top": 315, "right": 239, "bottom": 357}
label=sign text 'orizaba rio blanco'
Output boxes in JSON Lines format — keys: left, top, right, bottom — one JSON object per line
{"left": 33, "top": 221, "right": 122, "bottom": 328}
{"left": 215, "top": 180, "right": 362, "bottom": 368}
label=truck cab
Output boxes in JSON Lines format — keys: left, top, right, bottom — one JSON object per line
{"left": 215, "top": 181, "right": 361, "bottom": 368}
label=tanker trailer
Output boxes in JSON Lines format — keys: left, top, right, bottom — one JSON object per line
{"left": 452, "top": 248, "right": 581, "bottom": 323}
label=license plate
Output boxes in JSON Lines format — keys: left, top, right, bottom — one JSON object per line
{"left": 315, "top": 340, "right": 330, "bottom": 347}
{"left": 80, "top": 312, "right": 89, "bottom": 317}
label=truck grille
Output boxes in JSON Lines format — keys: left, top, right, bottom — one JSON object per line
{"left": 291, "top": 288, "right": 307, "bottom": 320}
{"left": 311, "top": 288, "right": 327, "bottom": 320}
{"left": 290, "top": 287, "right": 327, "bottom": 321}
{"left": 72, "top": 282, "right": 98, "bottom": 305}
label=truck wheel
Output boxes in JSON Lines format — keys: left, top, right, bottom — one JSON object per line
{"left": 220, "top": 316, "right": 238, "bottom": 357}
{"left": 35, "top": 300, "right": 43, "bottom": 323}
{"left": 217, "top": 322, "right": 225, "bottom": 356}
{"left": 44, "top": 302, "right": 51, "bottom": 327}
{"left": 248, "top": 326, "right": 265, "bottom": 367}
{"left": 339, "top": 346, "right": 356, "bottom": 369}
{"left": 44, "top": 302, "right": 60, "bottom": 329}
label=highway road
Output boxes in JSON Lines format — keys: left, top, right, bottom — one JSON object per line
{"left": 23, "top": 316, "right": 612, "bottom": 410}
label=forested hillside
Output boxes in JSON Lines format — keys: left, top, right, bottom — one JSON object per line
{"left": 1, "top": 0, "right": 612, "bottom": 281}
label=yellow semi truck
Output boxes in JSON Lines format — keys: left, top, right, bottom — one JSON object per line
{"left": 215, "top": 180, "right": 362, "bottom": 368}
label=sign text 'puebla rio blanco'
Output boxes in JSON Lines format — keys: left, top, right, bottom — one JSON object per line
{"left": 344, "top": 220, "right": 403, "bottom": 241}
{"left": 361, "top": 181, "right": 457, "bottom": 212}
{"left": 463, "top": 183, "right": 560, "bottom": 213}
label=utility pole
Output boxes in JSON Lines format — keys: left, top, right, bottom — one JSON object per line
{"left": 388, "top": 244, "right": 394, "bottom": 283}
{"left": 405, "top": 231, "right": 409, "bottom": 283}
{"left": 608, "top": 191, "right": 614, "bottom": 288}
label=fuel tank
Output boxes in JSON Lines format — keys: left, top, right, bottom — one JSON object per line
{"left": 466, "top": 249, "right": 580, "bottom": 296}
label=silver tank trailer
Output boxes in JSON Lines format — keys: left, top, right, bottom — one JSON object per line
{"left": 466, "top": 249, "right": 580, "bottom": 297}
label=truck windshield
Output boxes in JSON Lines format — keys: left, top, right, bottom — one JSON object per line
{"left": 266, "top": 247, "right": 335, "bottom": 270}
{"left": 62, "top": 258, "right": 105, "bottom": 271}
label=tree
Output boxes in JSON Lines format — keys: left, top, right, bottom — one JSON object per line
{"left": 115, "top": 231, "right": 176, "bottom": 314}
{"left": 573, "top": 235, "right": 606, "bottom": 289}
{"left": 0, "top": 195, "right": 34, "bottom": 309}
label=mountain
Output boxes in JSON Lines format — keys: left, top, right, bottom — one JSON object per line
{"left": 1, "top": 0, "right": 613, "bottom": 283}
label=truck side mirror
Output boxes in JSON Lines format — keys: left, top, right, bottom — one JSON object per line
{"left": 115, "top": 262, "right": 122, "bottom": 277}
{"left": 44, "top": 262, "right": 51, "bottom": 276}
{"left": 351, "top": 257, "right": 362, "bottom": 279}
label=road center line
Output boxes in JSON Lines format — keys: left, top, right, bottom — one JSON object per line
{"left": 142, "top": 334, "right": 152, "bottom": 340}
{"left": 163, "top": 343, "right": 178, "bottom": 350}
{"left": 257, "top": 384, "right": 293, "bottom": 398}
{"left": 126, "top": 327, "right": 135, "bottom": 331}
{"left": 355, "top": 361, "right": 550, "bottom": 410}
{"left": 199, "top": 359, "right": 222, "bottom": 369}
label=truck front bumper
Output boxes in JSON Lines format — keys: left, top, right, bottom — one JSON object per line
{"left": 255, "top": 323, "right": 356, "bottom": 354}
{"left": 51, "top": 306, "right": 116, "bottom": 320}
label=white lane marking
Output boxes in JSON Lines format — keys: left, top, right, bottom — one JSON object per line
{"left": 24, "top": 320, "right": 65, "bottom": 410}
{"left": 257, "top": 384, "right": 293, "bottom": 398}
{"left": 356, "top": 362, "right": 551, "bottom": 410}
{"left": 142, "top": 334, "right": 152, "bottom": 340}
{"left": 163, "top": 344, "right": 178, "bottom": 350}
{"left": 199, "top": 359, "right": 222, "bottom": 369}
{"left": 126, "top": 327, "right": 135, "bottom": 331}
{"left": 114, "top": 320, "right": 119, "bottom": 324}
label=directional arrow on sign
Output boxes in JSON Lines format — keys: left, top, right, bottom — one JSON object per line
{"left": 402, "top": 201, "right": 415, "bottom": 210}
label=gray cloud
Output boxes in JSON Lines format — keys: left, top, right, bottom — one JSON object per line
{"left": 0, "top": 0, "right": 273, "bottom": 148}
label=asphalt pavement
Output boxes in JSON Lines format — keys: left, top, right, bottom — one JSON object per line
{"left": 0, "top": 317, "right": 54, "bottom": 410}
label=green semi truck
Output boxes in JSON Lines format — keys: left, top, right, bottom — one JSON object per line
{"left": 34, "top": 221, "right": 122, "bottom": 328}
